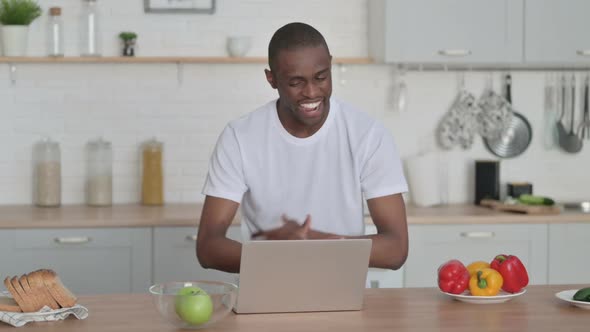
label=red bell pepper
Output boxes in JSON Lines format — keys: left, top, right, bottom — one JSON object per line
{"left": 437, "top": 259, "right": 470, "bottom": 294}
{"left": 490, "top": 254, "right": 529, "bottom": 293}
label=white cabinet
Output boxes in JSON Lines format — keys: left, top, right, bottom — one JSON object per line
{"left": 369, "top": 0, "right": 524, "bottom": 64}
{"left": 153, "top": 225, "right": 242, "bottom": 285}
{"left": 0, "top": 228, "right": 152, "bottom": 294}
{"left": 525, "top": 0, "right": 590, "bottom": 63}
{"left": 403, "top": 224, "right": 548, "bottom": 287}
{"left": 547, "top": 223, "right": 590, "bottom": 284}
{"left": 364, "top": 224, "right": 404, "bottom": 288}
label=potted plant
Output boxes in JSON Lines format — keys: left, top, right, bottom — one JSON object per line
{"left": 118, "top": 31, "right": 137, "bottom": 57}
{"left": 0, "top": 0, "right": 41, "bottom": 56}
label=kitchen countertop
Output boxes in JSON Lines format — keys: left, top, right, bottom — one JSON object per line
{"left": 0, "top": 285, "right": 586, "bottom": 331}
{"left": 0, "top": 203, "right": 588, "bottom": 229}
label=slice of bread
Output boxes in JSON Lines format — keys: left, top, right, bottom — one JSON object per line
{"left": 26, "top": 271, "right": 59, "bottom": 310}
{"left": 8, "top": 276, "right": 35, "bottom": 312}
{"left": 19, "top": 275, "right": 45, "bottom": 312}
{"left": 0, "top": 296, "right": 21, "bottom": 313}
{"left": 3, "top": 277, "right": 26, "bottom": 311}
{"left": 40, "top": 269, "right": 77, "bottom": 308}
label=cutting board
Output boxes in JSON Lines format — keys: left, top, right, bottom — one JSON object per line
{"left": 480, "top": 199, "right": 561, "bottom": 215}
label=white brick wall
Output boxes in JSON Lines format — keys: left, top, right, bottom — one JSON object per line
{"left": 0, "top": 0, "right": 588, "bottom": 205}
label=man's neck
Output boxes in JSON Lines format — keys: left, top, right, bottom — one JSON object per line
{"left": 276, "top": 100, "right": 330, "bottom": 138}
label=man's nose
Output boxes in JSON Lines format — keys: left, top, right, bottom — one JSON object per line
{"left": 302, "top": 81, "right": 321, "bottom": 98}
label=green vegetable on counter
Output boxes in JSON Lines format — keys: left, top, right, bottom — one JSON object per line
{"left": 573, "top": 287, "right": 590, "bottom": 302}
{"left": 517, "top": 194, "right": 555, "bottom": 206}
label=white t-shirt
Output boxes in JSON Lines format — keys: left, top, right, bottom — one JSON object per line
{"left": 202, "top": 98, "right": 407, "bottom": 238}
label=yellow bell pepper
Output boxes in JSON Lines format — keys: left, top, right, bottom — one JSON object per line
{"left": 469, "top": 268, "right": 503, "bottom": 296}
{"left": 466, "top": 261, "right": 490, "bottom": 276}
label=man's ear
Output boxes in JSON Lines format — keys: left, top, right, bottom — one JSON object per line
{"left": 265, "top": 69, "right": 277, "bottom": 89}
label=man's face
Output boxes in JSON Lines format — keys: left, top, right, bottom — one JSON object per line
{"left": 265, "top": 45, "right": 333, "bottom": 130}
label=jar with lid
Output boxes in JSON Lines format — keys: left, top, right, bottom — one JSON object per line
{"left": 80, "top": 0, "right": 101, "bottom": 56}
{"left": 141, "top": 138, "right": 164, "bottom": 205}
{"left": 86, "top": 137, "right": 112, "bottom": 206}
{"left": 33, "top": 138, "right": 61, "bottom": 207}
{"left": 47, "top": 7, "right": 64, "bottom": 57}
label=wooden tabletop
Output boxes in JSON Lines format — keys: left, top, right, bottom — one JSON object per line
{"left": 0, "top": 203, "right": 588, "bottom": 229}
{"left": 0, "top": 285, "right": 587, "bottom": 331}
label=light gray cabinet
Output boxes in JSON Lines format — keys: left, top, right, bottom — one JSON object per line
{"left": 403, "top": 224, "right": 548, "bottom": 287}
{"left": 153, "top": 225, "right": 242, "bottom": 285}
{"left": 0, "top": 228, "right": 151, "bottom": 295}
{"left": 369, "top": 0, "right": 524, "bottom": 64}
{"left": 525, "top": 0, "right": 590, "bottom": 63}
{"left": 547, "top": 223, "right": 590, "bottom": 284}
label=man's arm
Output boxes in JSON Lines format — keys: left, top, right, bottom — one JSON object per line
{"left": 196, "top": 196, "right": 242, "bottom": 273}
{"left": 360, "top": 193, "right": 408, "bottom": 270}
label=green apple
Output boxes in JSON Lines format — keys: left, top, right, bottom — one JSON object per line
{"left": 174, "top": 286, "right": 213, "bottom": 325}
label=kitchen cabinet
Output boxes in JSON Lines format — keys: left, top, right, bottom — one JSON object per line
{"left": 369, "top": 0, "right": 524, "bottom": 64}
{"left": 153, "top": 225, "right": 242, "bottom": 285}
{"left": 547, "top": 223, "right": 590, "bottom": 284}
{"left": 525, "top": 0, "right": 590, "bottom": 63}
{"left": 364, "top": 224, "right": 404, "bottom": 288}
{"left": 403, "top": 224, "right": 548, "bottom": 287}
{"left": 0, "top": 228, "right": 151, "bottom": 295}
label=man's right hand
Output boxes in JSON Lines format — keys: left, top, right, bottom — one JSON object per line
{"left": 252, "top": 214, "right": 311, "bottom": 240}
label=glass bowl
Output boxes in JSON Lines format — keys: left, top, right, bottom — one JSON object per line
{"left": 149, "top": 281, "right": 238, "bottom": 329}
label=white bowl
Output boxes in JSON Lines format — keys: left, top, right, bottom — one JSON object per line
{"left": 226, "top": 36, "right": 251, "bottom": 57}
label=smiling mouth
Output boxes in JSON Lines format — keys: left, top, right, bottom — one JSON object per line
{"left": 299, "top": 100, "right": 322, "bottom": 117}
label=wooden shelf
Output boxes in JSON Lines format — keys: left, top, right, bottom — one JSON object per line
{"left": 0, "top": 56, "right": 373, "bottom": 65}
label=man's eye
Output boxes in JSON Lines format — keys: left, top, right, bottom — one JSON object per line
{"left": 316, "top": 76, "right": 327, "bottom": 81}
{"left": 289, "top": 81, "right": 302, "bottom": 87}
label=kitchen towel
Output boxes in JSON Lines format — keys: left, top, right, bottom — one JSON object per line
{"left": 0, "top": 293, "right": 88, "bottom": 327}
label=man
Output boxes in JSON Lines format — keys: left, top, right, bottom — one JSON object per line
{"left": 197, "top": 22, "right": 408, "bottom": 274}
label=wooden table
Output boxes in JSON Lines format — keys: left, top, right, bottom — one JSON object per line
{"left": 1, "top": 285, "right": 587, "bottom": 331}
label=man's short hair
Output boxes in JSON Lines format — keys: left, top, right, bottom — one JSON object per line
{"left": 268, "top": 22, "right": 330, "bottom": 72}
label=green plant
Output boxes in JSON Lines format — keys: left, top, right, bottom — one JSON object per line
{"left": 0, "top": 0, "right": 42, "bottom": 25}
{"left": 119, "top": 32, "right": 137, "bottom": 42}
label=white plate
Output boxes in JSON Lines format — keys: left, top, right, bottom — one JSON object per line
{"left": 441, "top": 289, "right": 526, "bottom": 304}
{"left": 555, "top": 290, "right": 590, "bottom": 310}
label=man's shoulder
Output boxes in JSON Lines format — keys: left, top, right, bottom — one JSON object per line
{"left": 332, "top": 98, "right": 381, "bottom": 133}
{"left": 227, "top": 100, "right": 276, "bottom": 133}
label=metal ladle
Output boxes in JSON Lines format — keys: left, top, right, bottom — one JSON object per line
{"left": 558, "top": 75, "right": 583, "bottom": 153}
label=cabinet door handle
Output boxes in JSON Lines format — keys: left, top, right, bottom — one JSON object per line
{"left": 54, "top": 236, "right": 92, "bottom": 244}
{"left": 185, "top": 235, "right": 197, "bottom": 242}
{"left": 438, "top": 49, "right": 472, "bottom": 57}
{"left": 576, "top": 50, "right": 590, "bottom": 56}
{"left": 460, "top": 231, "right": 495, "bottom": 239}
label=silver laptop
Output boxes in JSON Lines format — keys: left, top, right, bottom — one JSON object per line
{"left": 233, "top": 239, "right": 371, "bottom": 314}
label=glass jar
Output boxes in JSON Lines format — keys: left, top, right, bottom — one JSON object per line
{"left": 33, "top": 138, "right": 61, "bottom": 207}
{"left": 47, "top": 7, "right": 64, "bottom": 57}
{"left": 80, "top": 0, "right": 101, "bottom": 56}
{"left": 86, "top": 137, "right": 112, "bottom": 206}
{"left": 141, "top": 138, "right": 164, "bottom": 205}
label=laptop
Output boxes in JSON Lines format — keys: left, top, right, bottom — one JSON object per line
{"left": 233, "top": 239, "right": 372, "bottom": 314}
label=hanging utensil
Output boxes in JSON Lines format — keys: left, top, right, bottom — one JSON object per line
{"left": 559, "top": 74, "right": 583, "bottom": 153}
{"left": 477, "top": 73, "right": 512, "bottom": 139}
{"left": 577, "top": 75, "right": 590, "bottom": 140}
{"left": 556, "top": 74, "right": 569, "bottom": 149}
{"left": 543, "top": 72, "right": 559, "bottom": 150}
{"left": 484, "top": 74, "right": 532, "bottom": 158}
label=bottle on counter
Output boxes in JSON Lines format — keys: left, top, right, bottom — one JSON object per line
{"left": 141, "top": 138, "right": 164, "bottom": 205}
{"left": 80, "top": 0, "right": 101, "bottom": 56}
{"left": 86, "top": 137, "right": 113, "bottom": 206}
{"left": 33, "top": 138, "right": 61, "bottom": 207}
{"left": 47, "top": 7, "right": 64, "bottom": 57}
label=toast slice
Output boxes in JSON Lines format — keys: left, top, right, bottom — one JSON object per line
{"left": 40, "top": 269, "right": 77, "bottom": 308}
{"left": 19, "top": 275, "right": 45, "bottom": 312}
{"left": 26, "top": 271, "right": 59, "bottom": 310}
{"left": 0, "top": 296, "right": 21, "bottom": 313}
{"left": 6, "top": 276, "right": 35, "bottom": 312}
